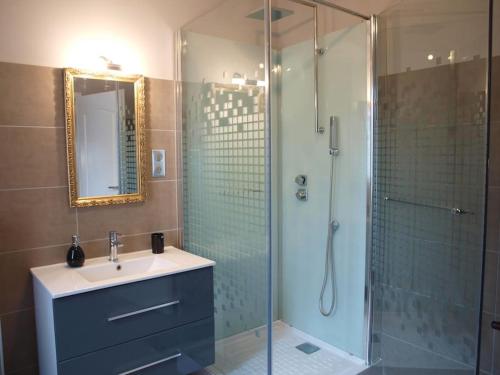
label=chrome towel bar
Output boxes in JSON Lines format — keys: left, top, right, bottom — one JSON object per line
{"left": 384, "top": 196, "right": 471, "bottom": 216}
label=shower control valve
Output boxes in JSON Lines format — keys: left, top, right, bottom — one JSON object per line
{"left": 296, "top": 188, "right": 308, "bottom": 202}
{"left": 295, "top": 174, "right": 307, "bottom": 186}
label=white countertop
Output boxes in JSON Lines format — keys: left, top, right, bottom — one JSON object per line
{"left": 31, "top": 246, "right": 215, "bottom": 299}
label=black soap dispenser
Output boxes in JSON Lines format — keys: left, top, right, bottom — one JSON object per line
{"left": 67, "top": 234, "right": 85, "bottom": 268}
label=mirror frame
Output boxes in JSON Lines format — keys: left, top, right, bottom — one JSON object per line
{"left": 64, "top": 68, "right": 146, "bottom": 207}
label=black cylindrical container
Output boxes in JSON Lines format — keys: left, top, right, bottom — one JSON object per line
{"left": 67, "top": 234, "right": 85, "bottom": 267}
{"left": 151, "top": 233, "right": 165, "bottom": 254}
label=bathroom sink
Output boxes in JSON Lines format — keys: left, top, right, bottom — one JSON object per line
{"left": 31, "top": 247, "right": 216, "bottom": 298}
{"left": 77, "top": 255, "right": 178, "bottom": 283}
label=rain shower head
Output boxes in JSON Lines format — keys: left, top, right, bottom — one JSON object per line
{"left": 247, "top": 7, "right": 294, "bottom": 22}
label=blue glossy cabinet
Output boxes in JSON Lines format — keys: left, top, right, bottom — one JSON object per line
{"left": 36, "top": 267, "right": 214, "bottom": 375}
{"left": 58, "top": 317, "right": 214, "bottom": 375}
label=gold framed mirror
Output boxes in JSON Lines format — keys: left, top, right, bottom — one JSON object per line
{"left": 64, "top": 68, "right": 146, "bottom": 207}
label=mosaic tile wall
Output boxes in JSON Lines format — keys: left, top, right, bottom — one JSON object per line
{"left": 481, "top": 50, "right": 500, "bottom": 375}
{"left": 117, "top": 83, "right": 137, "bottom": 194}
{"left": 120, "top": 115, "right": 137, "bottom": 194}
{"left": 371, "top": 59, "right": 487, "bottom": 372}
{"left": 182, "top": 81, "right": 267, "bottom": 340}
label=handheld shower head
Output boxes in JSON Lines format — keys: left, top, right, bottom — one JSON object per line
{"left": 329, "top": 116, "right": 339, "bottom": 156}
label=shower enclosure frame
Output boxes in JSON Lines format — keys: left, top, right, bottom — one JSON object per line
{"left": 174, "top": 0, "right": 378, "bottom": 372}
{"left": 262, "top": 0, "right": 377, "bottom": 369}
{"left": 175, "top": 0, "right": 497, "bottom": 372}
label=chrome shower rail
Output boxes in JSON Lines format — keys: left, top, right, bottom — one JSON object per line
{"left": 287, "top": 0, "right": 369, "bottom": 134}
{"left": 290, "top": 0, "right": 370, "bottom": 20}
{"left": 384, "top": 196, "right": 472, "bottom": 215}
{"left": 311, "top": 0, "right": 370, "bottom": 20}
{"left": 314, "top": 5, "right": 322, "bottom": 134}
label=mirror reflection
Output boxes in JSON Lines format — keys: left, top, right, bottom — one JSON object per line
{"left": 74, "top": 78, "right": 137, "bottom": 197}
{"left": 64, "top": 69, "right": 145, "bottom": 207}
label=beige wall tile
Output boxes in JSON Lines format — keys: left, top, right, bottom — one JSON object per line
{"left": 145, "top": 78, "right": 175, "bottom": 130}
{"left": 0, "top": 127, "right": 67, "bottom": 189}
{"left": 1, "top": 309, "right": 38, "bottom": 374}
{"left": 77, "top": 181, "right": 177, "bottom": 242}
{"left": 147, "top": 130, "right": 176, "bottom": 181}
{"left": 456, "top": 59, "right": 487, "bottom": 92}
{"left": 0, "top": 62, "right": 63, "bottom": 127}
{"left": 0, "top": 245, "right": 66, "bottom": 315}
{"left": 177, "top": 179, "right": 183, "bottom": 230}
{"left": 483, "top": 251, "right": 499, "bottom": 315}
{"left": 176, "top": 129, "right": 183, "bottom": 178}
{"left": 177, "top": 228, "right": 184, "bottom": 250}
{"left": 0, "top": 187, "right": 76, "bottom": 253}
{"left": 486, "top": 187, "right": 500, "bottom": 252}
{"left": 176, "top": 131, "right": 183, "bottom": 237}
{"left": 489, "top": 122, "right": 500, "bottom": 187}
{"left": 491, "top": 57, "right": 500, "bottom": 124}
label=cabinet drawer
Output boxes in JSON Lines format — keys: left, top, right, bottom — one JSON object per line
{"left": 54, "top": 267, "right": 213, "bottom": 361}
{"left": 58, "top": 317, "right": 214, "bottom": 375}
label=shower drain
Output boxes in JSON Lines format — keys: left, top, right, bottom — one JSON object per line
{"left": 295, "top": 342, "right": 320, "bottom": 355}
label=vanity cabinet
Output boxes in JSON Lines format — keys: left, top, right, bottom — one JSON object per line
{"left": 33, "top": 266, "right": 214, "bottom": 375}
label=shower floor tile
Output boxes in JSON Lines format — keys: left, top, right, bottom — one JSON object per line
{"left": 201, "top": 321, "right": 366, "bottom": 375}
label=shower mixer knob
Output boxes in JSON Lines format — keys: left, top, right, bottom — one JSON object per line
{"left": 296, "top": 188, "right": 308, "bottom": 201}
{"left": 295, "top": 175, "right": 307, "bottom": 186}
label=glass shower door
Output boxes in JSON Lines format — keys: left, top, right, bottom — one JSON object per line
{"left": 271, "top": 1, "right": 371, "bottom": 373}
{"left": 179, "top": 1, "right": 270, "bottom": 373}
{"left": 370, "top": 0, "right": 490, "bottom": 373}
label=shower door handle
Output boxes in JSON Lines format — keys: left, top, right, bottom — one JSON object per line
{"left": 493, "top": 321, "right": 500, "bottom": 331}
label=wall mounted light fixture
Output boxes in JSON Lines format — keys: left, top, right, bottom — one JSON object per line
{"left": 99, "top": 56, "right": 122, "bottom": 71}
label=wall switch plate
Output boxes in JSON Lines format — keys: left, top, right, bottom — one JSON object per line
{"left": 152, "top": 149, "right": 166, "bottom": 177}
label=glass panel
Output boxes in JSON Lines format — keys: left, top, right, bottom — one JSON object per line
{"left": 179, "top": 1, "right": 269, "bottom": 373}
{"left": 479, "top": 1, "right": 500, "bottom": 373}
{"left": 271, "top": 1, "right": 369, "bottom": 373}
{"left": 371, "top": 0, "right": 489, "bottom": 373}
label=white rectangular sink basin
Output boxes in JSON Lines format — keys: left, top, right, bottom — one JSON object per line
{"left": 77, "top": 255, "right": 178, "bottom": 283}
{"left": 31, "top": 247, "right": 216, "bottom": 298}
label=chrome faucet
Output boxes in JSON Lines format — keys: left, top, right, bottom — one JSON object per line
{"left": 108, "top": 231, "right": 122, "bottom": 262}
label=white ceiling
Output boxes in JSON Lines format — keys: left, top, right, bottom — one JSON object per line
{"left": 170, "top": 0, "right": 396, "bottom": 48}
{"left": 149, "top": 0, "right": 225, "bottom": 31}
{"left": 154, "top": 0, "right": 397, "bottom": 29}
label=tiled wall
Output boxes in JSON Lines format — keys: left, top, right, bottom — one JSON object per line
{"left": 0, "top": 62, "right": 180, "bottom": 375}
{"left": 278, "top": 23, "right": 368, "bottom": 358}
{"left": 479, "top": 2, "right": 500, "bottom": 372}
{"left": 182, "top": 80, "right": 267, "bottom": 340}
{"left": 371, "top": 3, "right": 499, "bottom": 374}
{"left": 372, "top": 57, "right": 489, "bottom": 373}
{"left": 481, "top": 47, "right": 500, "bottom": 375}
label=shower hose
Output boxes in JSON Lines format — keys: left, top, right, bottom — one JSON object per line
{"left": 319, "top": 153, "right": 338, "bottom": 317}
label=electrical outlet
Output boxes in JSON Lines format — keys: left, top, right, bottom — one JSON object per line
{"left": 152, "top": 149, "right": 166, "bottom": 177}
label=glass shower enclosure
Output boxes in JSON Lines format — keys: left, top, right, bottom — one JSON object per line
{"left": 370, "top": 1, "right": 490, "bottom": 373}
{"left": 176, "top": 0, "right": 491, "bottom": 374}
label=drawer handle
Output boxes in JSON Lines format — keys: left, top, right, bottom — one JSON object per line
{"left": 107, "top": 300, "right": 180, "bottom": 322}
{"left": 117, "top": 352, "right": 182, "bottom": 375}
